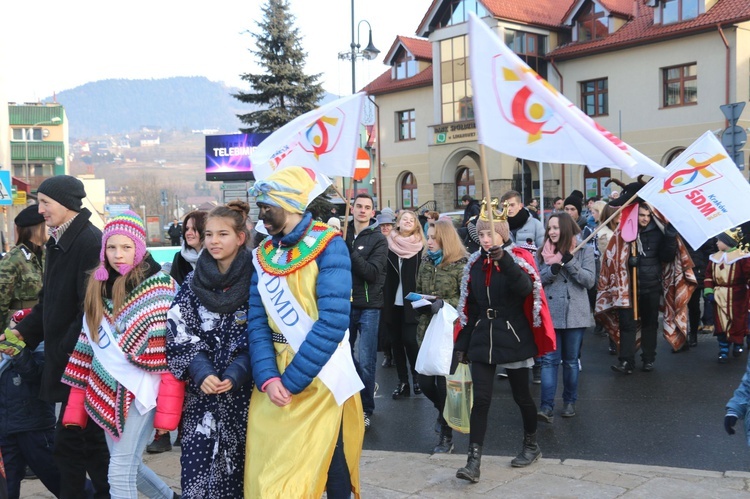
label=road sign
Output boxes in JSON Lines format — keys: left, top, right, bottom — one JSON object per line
{"left": 721, "top": 125, "right": 747, "bottom": 149}
{"left": 720, "top": 102, "right": 746, "bottom": 124}
{"left": 0, "top": 171, "right": 12, "bottom": 206}
{"left": 13, "top": 191, "right": 27, "bottom": 205}
{"left": 353, "top": 148, "right": 371, "bottom": 181}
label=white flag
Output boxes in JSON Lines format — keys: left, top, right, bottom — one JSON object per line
{"left": 638, "top": 131, "right": 750, "bottom": 249}
{"left": 251, "top": 93, "right": 365, "bottom": 180}
{"left": 468, "top": 13, "right": 665, "bottom": 178}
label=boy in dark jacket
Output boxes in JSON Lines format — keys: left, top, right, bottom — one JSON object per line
{"left": 345, "top": 193, "right": 388, "bottom": 430}
{"left": 0, "top": 326, "right": 61, "bottom": 499}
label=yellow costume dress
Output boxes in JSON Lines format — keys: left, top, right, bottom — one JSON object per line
{"left": 244, "top": 219, "right": 364, "bottom": 498}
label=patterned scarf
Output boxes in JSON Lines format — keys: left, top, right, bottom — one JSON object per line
{"left": 48, "top": 213, "right": 78, "bottom": 242}
{"left": 190, "top": 247, "right": 252, "bottom": 314}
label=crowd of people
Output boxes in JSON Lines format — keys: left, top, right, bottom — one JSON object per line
{"left": 0, "top": 171, "right": 749, "bottom": 497}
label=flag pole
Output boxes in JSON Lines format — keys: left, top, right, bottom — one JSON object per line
{"left": 478, "top": 144, "right": 496, "bottom": 241}
{"left": 571, "top": 190, "right": 640, "bottom": 254}
{"left": 330, "top": 181, "right": 352, "bottom": 240}
{"left": 539, "top": 162, "right": 545, "bottom": 226}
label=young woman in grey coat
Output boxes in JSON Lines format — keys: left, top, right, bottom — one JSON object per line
{"left": 536, "top": 212, "right": 596, "bottom": 422}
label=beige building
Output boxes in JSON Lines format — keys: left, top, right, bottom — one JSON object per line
{"left": 364, "top": 0, "right": 750, "bottom": 213}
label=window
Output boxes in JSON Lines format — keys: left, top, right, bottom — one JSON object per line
{"left": 438, "top": 0, "right": 489, "bottom": 28}
{"left": 663, "top": 64, "right": 697, "bottom": 107}
{"left": 12, "top": 128, "right": 43, "bottom": 141}
{"left": 581, "top": 78, "right": 608, "bottom": 117}
{"left": 440, "top": 35, "right": 473, "bottom": 123}
{"left": 505, "top": 29, "right": 547, "bottom": 79}
{"left": 393, "top": 51, "right": 419, "bottom": 80}
{"left": 401, "top": 172, "right": 418, "bottom": 209}
{"left": 455, "top": 167, "right": 476, "bottom": 206}
{"left": 660, "top": 0, "right": 700, "bottom": 24}
{"left": 397, "top": 110, "right": 416, "bottom": 141}
{"left": 576, "top": 1, "right": 608, "bottom": 41}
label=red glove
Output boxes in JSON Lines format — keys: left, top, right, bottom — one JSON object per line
{"left": 62, "top": 387, "right": 89, "bottom": 429}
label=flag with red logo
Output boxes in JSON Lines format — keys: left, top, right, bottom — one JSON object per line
{"left": 468, "top": 13, "right": 666, "bottom": 178}
{"left": 251, "top": 93, "right": 365, "bottom": 180}
{"left": 638, "top": 130, "right": 750, "bottom": 248}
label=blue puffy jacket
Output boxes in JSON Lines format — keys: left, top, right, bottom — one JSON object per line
{"left": 0, "top": 344, "right": 56, "bottom": 436}
{"left": 248, "top": 214, "right": 352, "bottom": 394}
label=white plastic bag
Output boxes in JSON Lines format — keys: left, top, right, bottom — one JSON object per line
{"left": 415, "top": 303, "right": 459, "bottom": 376}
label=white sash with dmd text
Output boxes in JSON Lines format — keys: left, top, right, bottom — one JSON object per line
{"left": 253, "top": 254, "right": 364, "bottom": 405}
{"left": 83, "top": 315, "right": 161, "bottom": 415}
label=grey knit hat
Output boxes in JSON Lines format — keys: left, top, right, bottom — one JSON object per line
{"left": 37, "top": 175, "right": 86, "bottom": 212}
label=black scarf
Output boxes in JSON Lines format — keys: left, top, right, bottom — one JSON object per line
{"left": 190, "top": 247, "right": 253, "bottom": 314}
{"left": 508, "top": 207, "right": 530, "bottom": 231}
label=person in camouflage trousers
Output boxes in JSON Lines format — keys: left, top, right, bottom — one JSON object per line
{"left": 0, "top": 206, "right": 46, "bottom": 329}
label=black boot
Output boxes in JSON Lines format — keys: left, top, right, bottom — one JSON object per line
{"left": 392, "top": 382, "right": 410, "bottom": 399}
{"left": 146, "top": 431, "right": 172, "bottom": 453}
{"left": 433, "top": 424, "right": 454, "bottom": 454}
{"left": 511, "top": 432, "right": 541, "bottom": 467}
{"left": 688, "top": 331, "right": 698, "bottom": 348}
{"left": 456, "top": 443, "right": 482, "bottom": 483}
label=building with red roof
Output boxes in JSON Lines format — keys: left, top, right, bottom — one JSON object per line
{"left": 363, "top": 0, "right": 750, "bottom": 214}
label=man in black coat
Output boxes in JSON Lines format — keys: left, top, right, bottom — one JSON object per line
{"left": 167, "top": 218, "right": 181, "bottom": 245}
{"left": 461, "top": 195, "right": 481, "bottom": 227}
{"left": 345, "top": 194, "right": 388, "bottom": 430}
{"left": 1, "top": 176, "right": 109, "bottom": 498}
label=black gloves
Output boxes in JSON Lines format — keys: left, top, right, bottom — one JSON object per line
{"left": 561, "top": 252, "right": 574, "bottom": 265}
{"left": 628, "top": 256, "right": 639, "bottom": 268}
{"left": 455, "top": 351, "right": 469, "bottom": 364}
{"left": 725, "top": 414, "right": 738, "bottom": 435}
{"left": 488, "top": 245, "right": 504, "bottom": 261}
{"left": 430, "top": 299, "right": 444, "bottom": 315}
{"left": 416, "top": 299, "right": 444, "bottom": 316}
{"left": 550, "top": 263, "right": 562, "bottom": 275}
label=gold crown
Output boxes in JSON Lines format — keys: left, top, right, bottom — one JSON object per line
{"left": 724, "top": 227, "right": 744, "bottom": 245}
{"left": 479, "top": 198, "right": 509, "bottom": 222}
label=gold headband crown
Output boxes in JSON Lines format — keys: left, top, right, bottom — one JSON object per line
{"left": 725, "top": 227, "right": 744, "bottom": 245}
{"left": 479, "top": 198, "right": 509, "bottom": 222}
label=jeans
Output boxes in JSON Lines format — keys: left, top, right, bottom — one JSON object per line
{"left": 1, "top": 428, "right": 61, "bottom": 499}
{"left": 540, "top": 328, "right": 585, "bottom": 410}
{"left": 104, "top": 408, "right": 173, "bottom": 499}
{"left": 349, "top": 308, "right": 381, "bottom": 416}
{"left": 326, "top": 426, "right": 351, "bottom": 498}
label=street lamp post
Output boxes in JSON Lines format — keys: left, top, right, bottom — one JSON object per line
{"left": 338, "top": 0, "right": 380, "bottom": 94}
{"left": 24, "top": 117, "right": 61, "bottom": 186}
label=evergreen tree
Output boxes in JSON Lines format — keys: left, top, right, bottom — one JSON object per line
{"left": 234, "top": 0, "right": 325, "bottom": 133}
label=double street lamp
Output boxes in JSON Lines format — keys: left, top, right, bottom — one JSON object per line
{"left": 24, "top": 117, "right": 61, "bottom": 185}
{"left": 338, "top": 0, "right": 380, "bottom": 94}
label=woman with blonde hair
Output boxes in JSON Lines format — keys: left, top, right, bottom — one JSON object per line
{"left": 384, "top": 210, "right": 426, "bottom": 398}
{"left": 415, "top": 219, "right": 467, "bottom": 454}
{"left": 61, "top": 212, "right": 182, "bottom": 499}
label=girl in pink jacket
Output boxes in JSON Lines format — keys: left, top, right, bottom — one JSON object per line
{"left": 62, "top": 212, "right": 182, "bottom": 499}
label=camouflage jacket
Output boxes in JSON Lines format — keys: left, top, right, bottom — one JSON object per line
{"left": 415, "top": 256, "right": 467, "bottom": 346}
{"left": 0, "top": 244, "right": 43, "bottom": 328}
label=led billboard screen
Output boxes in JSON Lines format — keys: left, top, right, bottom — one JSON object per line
{"left": 205, "top": 133, "right": 270, "bottom": 181}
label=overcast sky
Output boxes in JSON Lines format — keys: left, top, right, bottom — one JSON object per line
{"left": 1, "top": 0, "right": 433, "bottom": 102}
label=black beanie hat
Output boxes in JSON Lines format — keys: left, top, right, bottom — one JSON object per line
{"left": 14, "top": 205, "right": 45, "bottom": 227}
{"left": 563, "top": 195, "right": 582, "bottom": 217}
{"left": 37, "top": 175, "right": 86, "bottom": 212}
{"left": 570, "top": 189, "right": 584, "bottom": 200}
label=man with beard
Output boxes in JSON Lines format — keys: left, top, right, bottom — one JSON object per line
{"left": 500, "top": 191, "right": 544, "bottom": 249}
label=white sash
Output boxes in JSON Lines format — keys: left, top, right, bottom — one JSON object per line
{"left": 252, "top": 253, "right": 364, "bottom": 405}
{"left": 83, "top": 315, "right": 161, "bottom": 415}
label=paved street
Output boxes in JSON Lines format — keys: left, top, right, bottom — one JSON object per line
{"left": 18, "top": 328, "right": 750, "bottom": 498}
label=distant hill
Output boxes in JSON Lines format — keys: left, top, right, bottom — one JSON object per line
{"left": 46, "top": 76, "right": 339, "bottom": 138}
